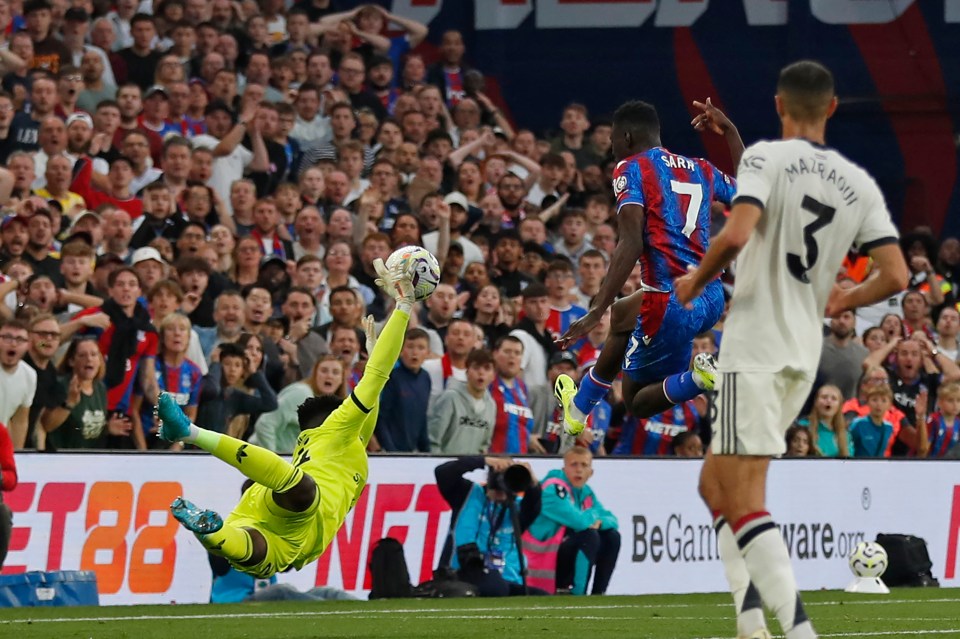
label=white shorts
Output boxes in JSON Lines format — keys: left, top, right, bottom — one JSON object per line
{"left": 711, "top": 369, "right": 814, "bottom": 456}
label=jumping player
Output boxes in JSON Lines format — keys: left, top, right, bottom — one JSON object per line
{"left": 155, "top": 258, "right": 417, "bottom": 578}
{"left": 555, "top": 98, "right": 743, "bottom": 435}
{"left": 675, "top": 61, "right": 908, "bottom": 639}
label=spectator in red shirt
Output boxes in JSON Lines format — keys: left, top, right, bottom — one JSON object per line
{"left": 0, "top": 420, "right": 16, "bottom": 568}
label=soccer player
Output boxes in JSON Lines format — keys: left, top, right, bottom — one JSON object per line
{"left": 674, "top": 61, "right": 908, "bottom": 639}
{"left": 555, "top": 98, "right": 743, "bottom": 435}
{"left": 155, "top": 259, "right": 418, "bottom": 578}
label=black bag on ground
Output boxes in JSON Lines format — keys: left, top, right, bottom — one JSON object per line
{"left": 413, "top": 567, "right": 478, "bottom": 599}
{"left": 368, "top": 537, "right": 413, "bottom": 599}
{"left": 875, "top": 533, "right": 939, "bottom": 587}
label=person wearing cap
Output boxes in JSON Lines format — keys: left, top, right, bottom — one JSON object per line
{"left": 491, "top": 230, "right": 534, "bottom": 298}
{"left": 118, "top": 15, "right": 161, "bottom": 91}
{"left": 0, "top": 215, "right": 30, "bottom": 262}
{"left": 366, "top": 54, "right": 402, "bottom": 116}
{"left": 23, "top": 0, "right": 71, "bottom": 73}
{"left": 63, "top": 8, "right": 117, "bottom": 89}
{"left": 131, "top": 246, "right": 167, "bottom": 293}
{"left": 422, "top": 191, "right": 484, "bottom": 275}
{"left": 35, "top": 154, "right": 85, "bottom": 215}
{"left": 140, "top": 84, "right": 179, "bottom": 139}
{"left": 65, "top": 111, "right": 108, "bottom": 173}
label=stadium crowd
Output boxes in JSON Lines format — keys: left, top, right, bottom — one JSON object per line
{"left": 0, "top": 0, "right": 954, "bottom": 464}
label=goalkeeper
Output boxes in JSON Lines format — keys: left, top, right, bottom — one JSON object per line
{"left": 156, "top": 259, "right": 416, "bottom": 578}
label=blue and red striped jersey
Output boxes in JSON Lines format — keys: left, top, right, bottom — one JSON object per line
{"left": 927, "top": 412, "right": 960, "bottom": 458}
{"left": 613, "top": 400, "right": 700, "bottom": 456}
{"left": 138, "top": 358, "right": 203, "bottom": 435}
{"left": 545, "top": 304, "right": 587, "bottom": 342}
{"left": 612, "top": 147, "right": 736, "bottom": 292}
{"left": 489, "top": 376, "right": 533, "bottom": 454}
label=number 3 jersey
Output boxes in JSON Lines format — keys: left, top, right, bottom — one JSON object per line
{"left": 721, "top": 139, "right": 899, "bottom": 376}
{"left": 613, "top": 146, "right": 736, "bottom": 293}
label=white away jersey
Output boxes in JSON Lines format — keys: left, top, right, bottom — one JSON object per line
{"left": 720, "top": 138, "right": 898, "bottom": 375}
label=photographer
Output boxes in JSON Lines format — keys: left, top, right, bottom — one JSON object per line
{"left": 525, "top": 446, "right": 620, "bottom": 595}
{"left": 434, "top": 455, "right": 546, "bottom": 597}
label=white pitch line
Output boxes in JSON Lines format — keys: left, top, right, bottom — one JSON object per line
{"left": 699, "top": 630, "right": 960, "bottom": 639}
{"left": 1, "top": 598, "right": 957, "bottom": 625}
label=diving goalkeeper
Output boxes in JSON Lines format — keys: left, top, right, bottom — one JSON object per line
{"left": 155, "top": 258, "right": 416, "bottom": 578}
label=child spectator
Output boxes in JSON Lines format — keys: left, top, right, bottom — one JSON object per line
{"left": 784, "top": 425, "right": 814, "bottom": 457}
{"left": 672, "top": 430, "right": 704, "bottom": 458}
{"left": 919, "top": 380, "right": 960, "bottom": 458}
{"left": 428, "top": 348, "right": 496, "bottom": 455}
{"left": 374, "top": 327, "right": 431, "bottom": 452}
{"left": 132, "top": 313, "right": 202, "bottom": 450}
{"left": 796, "top": 384, "right": 850, "bottom": 458}
{"left": 197, "top": 340, "right": 278, "bottom": 438}
{"left": 849, "top": 384, "right": 901, "bottom": 458}
{"left": 543, "top": 259, "right": 586, "bottom": 342}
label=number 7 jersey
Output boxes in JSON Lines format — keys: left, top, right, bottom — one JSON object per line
{"left": 612, "top": 146, "right": 736, "bottom": 292}
{"left": 721, "top": 138, "right": 899, "bottom": 375}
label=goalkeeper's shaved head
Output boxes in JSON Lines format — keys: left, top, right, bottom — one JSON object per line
{"left": 298, "top": 394, "right": 344, "bottom": 431}
{"left": 777, "top": 60, "right": 835, "bottom": 122}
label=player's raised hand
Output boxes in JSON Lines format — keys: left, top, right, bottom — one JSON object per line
{"left": 557, "top": 306, "right": 604, "bottom": 348}
{"left": 691, "top": 98, "right": 735, "bottom": 136}
{"left": 674, "top": 265, "right": 703, "bottom": 309}
{"left": 361, "top": 314, "right": 379, "bottom": 353}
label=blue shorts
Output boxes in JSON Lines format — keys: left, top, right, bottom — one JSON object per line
{"left": 622, "top": 279, "right": 725, "bottom": 385}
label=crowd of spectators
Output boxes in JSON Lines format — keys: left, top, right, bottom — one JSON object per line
{"left": 0, "top": 0, "right": 955, "bottom": 462}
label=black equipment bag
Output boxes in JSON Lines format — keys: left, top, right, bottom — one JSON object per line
{"left": 875, "top": 533, "right": 939, "bottom": 587}
{"left": 368, "top": 537, "right": 413, "bottom": 599}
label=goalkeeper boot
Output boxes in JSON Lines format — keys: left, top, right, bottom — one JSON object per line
{"left": 171, "top": 497, "right": 223, "bottom": 534}
{"left": 692, "top": 352, "right": 719, "bottom": 391}
{"left": 554, "top": 373, "right": 586, "bottom": 436}
{"left": 156, "top": 391, "right": 191, "bottom": 442}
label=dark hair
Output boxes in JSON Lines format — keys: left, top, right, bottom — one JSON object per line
{"left": 465, "top": 348, "right": 494, "bottom": 369}
{"left": 405, "top": 327, "right": 430, "bottom": 344}
{"left": 130, "top": 13, "right": 155, "bottom": 28}
{"left": 776, "top": 60, "right": 835, "bottom": 121}
{"left": 218, "top": 342, "right": 247, "bottom": 363}
{"left": 671, "top": 430, "right": 699, "bottom": 455}
{"left": 175, "top": 255, "right": 211, "bottom": 276}
{"left": 108, "top": 266, "right": 141, "bottom": 288}
{"left": 493, "top": 334, "right": 523, "bottom": 352}
{"left": 613, "top": 100, "right": 660, "bottom": 148}
{"left": 298, "top": 394, "right": 344, "bottom": 431}
{"left": 285, "top": 286, "right": 316, "bottom": 305}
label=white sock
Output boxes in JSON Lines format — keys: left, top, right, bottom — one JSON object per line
{"left": 735, "top": 513, "right": 817, "bottom": 639}
{"left": 183, "top": 423, "right": 201, "bottom": 444}
{"left": 715, "top": 515, "right": 766, "bottom": 636}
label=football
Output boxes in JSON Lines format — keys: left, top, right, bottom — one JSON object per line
{"left": 849, "top": 541, "right": 888, "bottom": 578}
{"left": 384, "top": 245, "right": 441, "bottom": 301}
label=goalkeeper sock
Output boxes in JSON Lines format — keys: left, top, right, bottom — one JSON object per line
{"left": 193, "top": 428, "right": 303, "bottom": 494}
{"left": 199, "top": 523, "right": 253, "bottom": 563}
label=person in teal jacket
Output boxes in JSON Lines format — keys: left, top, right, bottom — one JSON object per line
{"left": 524, "top": 446, "right": 620, "bottom": 595}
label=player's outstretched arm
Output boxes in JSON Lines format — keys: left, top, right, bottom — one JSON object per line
{"left": 351, "top": 260, "right": 415, "bottom": 411}
{"left": 691, "top": 97, "right": 745, "bottom": 167}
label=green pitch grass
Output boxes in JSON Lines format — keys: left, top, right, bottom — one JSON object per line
{"left": 0, "top": 588, "right": 957, "bottom": 639}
